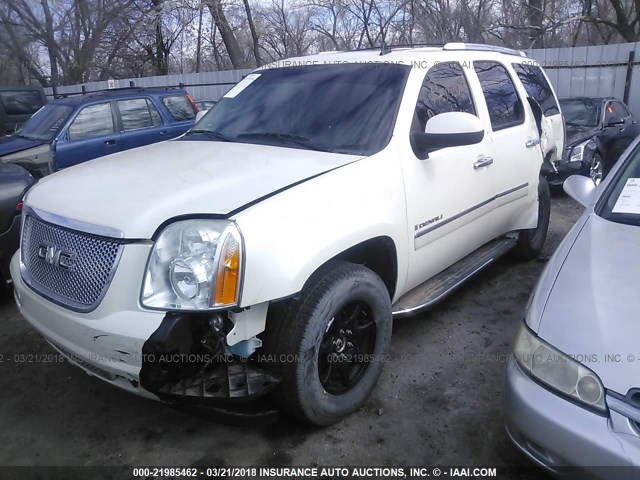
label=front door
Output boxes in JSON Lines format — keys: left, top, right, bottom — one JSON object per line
{"left": 55, "top": 101, "right": 122, "bottom": 170}
{"left": 403, "top": 62, "right": 497, "bottom": 292}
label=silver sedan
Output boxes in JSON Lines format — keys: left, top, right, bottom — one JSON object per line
{"left": 505, "top": 138, "right": 640, "bottom": 479}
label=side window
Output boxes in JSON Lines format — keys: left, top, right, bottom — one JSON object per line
{"left": 118, "top": 98, "right": 163, "bottom": 131}
{"left": 414, "top": 62, "right": 476, "bottom": 132}
{"left": 512, "top": 64, "right": 559, "bottom": 116}
{"left": 613, "top": 101, "right": 630, "bottom": 117}
{"left": 604, "top": 101, "right": 618, "bottom": 122}
{"left": 68, "top": 103, "right": 114, "bottom": 141}
{"left": 474, "top": 61, "right": 525, "bottom": 131}
{"left": 162, "top": 95, "right": 196, "bottom": 121}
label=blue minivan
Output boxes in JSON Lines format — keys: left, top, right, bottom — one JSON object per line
{"left": 0, "top": 87, "right": 198, "bottom": 177}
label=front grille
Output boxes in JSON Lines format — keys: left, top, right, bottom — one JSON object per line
{"left": 21, "top": 214, "right": 124, "bottom": 312}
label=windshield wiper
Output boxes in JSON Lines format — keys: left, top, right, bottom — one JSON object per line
{"left": 185, "top": 129, "right": 235, "bottom": 142}
{"left": 236, "top": 132, "right": 330, "bottom": 152}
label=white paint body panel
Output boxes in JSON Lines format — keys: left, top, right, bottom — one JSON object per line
{"left": 11, "top": 47, "right": 559, "bottom": 399}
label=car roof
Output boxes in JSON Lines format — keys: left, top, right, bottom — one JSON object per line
{"left": 50, "top": 87, "right": 188, "bottom": 106}
{"left": 259, "top": 43, "right": 532, "bottom": 70}
{"left": 559, "top": 96, "right": 616, "bottom": 103}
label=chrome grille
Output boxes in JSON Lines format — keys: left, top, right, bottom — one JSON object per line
{"left": 21, "top": 214, "right": 124, "bottom": 312}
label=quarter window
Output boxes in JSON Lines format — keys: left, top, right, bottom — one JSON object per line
{"left": 474, "top": 61, "right": 525, "bottom": 131}
{"left": 512, "top": 64, "right": 559, "bottom": 116}
{"left": 162, "top": 95, "right": 196, "bottom": 121}
{"left": 118, "top": 98, "right": 163, "bottom": 131}
{"left": 68, "top": 103, "right": 114, "bottom": 140}
{"left": 414, "top": 62, "right": 476, "bottom": 132}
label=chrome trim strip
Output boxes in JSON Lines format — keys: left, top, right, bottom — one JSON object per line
{"left": 414, "top": 182, "right": 529, "bottom": 239}
{"left": 23, "top": 205, "right": 124, "bottom": 239}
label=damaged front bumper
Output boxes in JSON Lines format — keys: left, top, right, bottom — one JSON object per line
{"left": 10, "top": 250, "right": 277, "bottom": 404}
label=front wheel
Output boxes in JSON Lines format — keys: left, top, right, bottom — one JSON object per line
{"left": 513, "top": 176, "right": 550, "bottom": 260}
{"left": 589, "top": 153, "right": 604, "bottom": 186}
{"left": 264, "top": 261, "right": 392, "bottom": 425}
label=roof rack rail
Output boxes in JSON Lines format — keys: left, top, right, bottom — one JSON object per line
{"left": 443, "top": 42, "right": 527, "bottom": 57}
{"left": 353, "top": 42, "right": 443, "bottom": 52}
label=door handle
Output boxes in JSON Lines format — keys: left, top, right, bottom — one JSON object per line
{"left": 525, "top": 138, "right": 540, "bottom": 148}
{"left": 159, "top": 130, "right": 169, "bottom": 135}
{"left": 104, "top": 140, "right": 116, "bottom": 146}
{"left": 473, "top": 157, "right": 494, "bottom": 169}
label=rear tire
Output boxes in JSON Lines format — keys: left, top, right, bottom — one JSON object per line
{"left": 264, "top": 261, "right": 392, "bottom": 426}
{"left": 514, "top": 176, "right": 550, "bottom": 260}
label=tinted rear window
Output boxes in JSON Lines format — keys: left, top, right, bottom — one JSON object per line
{"left": 162, "top": 95, "right": 196, "bottom": 121}
{"left": 0, "top": 90, "right": 44, "bottom": 115}
{"left": 512, "top": 64, "right": 560, "bottom": 115}
{"left": 474, "top": 61, "right": 525, "bottom": 131}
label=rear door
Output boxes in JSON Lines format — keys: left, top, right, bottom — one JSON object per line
{"left": 116, "top": 97, "right": 169, "bottom": 150}
{"left": 403, "top": 62, "right": 499, "bottom": 292}
{"left": 54, "top": 101, "right": 122, "bottom": 169}
{"left": 471, "top": 60, "right": 541, "bottom": 232}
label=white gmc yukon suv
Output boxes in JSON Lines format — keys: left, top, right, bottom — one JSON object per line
{"left": 11, "top": 44, "right": 564, "bottom": 425}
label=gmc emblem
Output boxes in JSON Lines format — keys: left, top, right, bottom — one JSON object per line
{"left": 37, "top": 244, "right": 76, "bottom": 271}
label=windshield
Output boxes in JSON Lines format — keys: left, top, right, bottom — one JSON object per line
{"left": 559, "top": 99, "right": 600, "bottom": 127}
{"left": 185, "top": 64, "right": 410, "bottom": 155}
{"left": 16, "top": 104, "right": 73, "bottom": 141}
{"left": 600, "top": 146, "right": 640, "bottom": 226}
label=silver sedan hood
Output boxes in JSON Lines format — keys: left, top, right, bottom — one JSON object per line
{"left": 536, "top": 213, "right": 640, "bottom": 395}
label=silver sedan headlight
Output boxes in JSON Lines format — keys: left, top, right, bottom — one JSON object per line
{"left": 141, "top": 219, "right": 243, "bottom": 311}
{"left": 514, "top": 322, "right": 607, "bottom": 413}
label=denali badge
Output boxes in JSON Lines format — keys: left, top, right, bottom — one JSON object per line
{"left": 37, "top": 244, "right": 76, "bottom": 271}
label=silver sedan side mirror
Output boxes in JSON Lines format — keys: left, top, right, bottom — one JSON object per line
{"left": 564, "top": 175, "right": 597, "bottom": 207}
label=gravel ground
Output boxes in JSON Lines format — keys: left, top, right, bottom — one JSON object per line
{"left": 0, "top": 193, "right": 584, "bottom": 477}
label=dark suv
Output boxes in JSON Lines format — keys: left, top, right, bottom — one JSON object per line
{"left": 0, "top": 87, "right": 198, "bottom": 177}
{"left": 0, "top": 85, "right": 47, "bottom": 135}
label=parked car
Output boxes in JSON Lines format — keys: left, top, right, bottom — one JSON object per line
{"left": 0, "top": 87, "right": 198, "bottom": 178}
{"left": 11, "top": 44, "right": 564, "bottom": 425}
{"left": 195, "top": 99, "right": 217, "bottom": 111}
{"left": 546, "top": 97, "right": 640, "bottom": 187}
{"left": 505, "top": 140, "right": 640, "bottom": 477}
{"left": 0, "top": 85, "right": 47, "bottom": 136}
{"left": 0, "top": 164, "right": 34, "bottom": 288}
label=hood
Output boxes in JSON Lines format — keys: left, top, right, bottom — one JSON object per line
{"left": 25, "top": 140, "right": 363, "bottom": 238}
{"left": 565, "top": 124, "right": 600, "bottom": 148}
{"left": 536, "top": 214, "right": 640, "bottom": 394}
{"left": 0, "top": 136, "right": 46, "bottom": 157}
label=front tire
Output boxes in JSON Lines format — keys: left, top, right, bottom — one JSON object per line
{"left": 264, "top": 261, "right": 392, "bottom": 426}
{"left": 514, "top": 176, "right": 550, "bottom": 260}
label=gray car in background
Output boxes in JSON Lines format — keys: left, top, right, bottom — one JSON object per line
{"left": 505, "top": 138, "right": 640, "bottom": 478}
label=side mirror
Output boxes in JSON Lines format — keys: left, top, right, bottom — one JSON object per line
{"left": 411, "top": 112, "right": 484, "bottom": 160}
{"left": 606, "top": 116, "right": 624, "bottom": 127}
{"left": 195, "top": 110, "right": 208, "bottom": 123}
{"left": 563, "top": 174, "right": 597, "bottom": 207}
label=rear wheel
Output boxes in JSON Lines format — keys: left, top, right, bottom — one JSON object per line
{"left": 514, "top": 176, "right": 550, "bottom": 260}
{"left": 264, "top": 261, "right": 392, "bottom": 426}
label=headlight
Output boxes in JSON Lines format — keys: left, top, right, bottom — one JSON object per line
{"left": 513, "top": 322, "right": 607, "bottom": 413}
{"left": 568, "top": 139, "right": 594, "bottom": 162}
{"left": 141, "top": 220, "right": 243, "bottom": 310}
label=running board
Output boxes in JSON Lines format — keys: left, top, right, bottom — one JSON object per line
{"left": 392, "top": 238, "right": 517, "bottom": 318}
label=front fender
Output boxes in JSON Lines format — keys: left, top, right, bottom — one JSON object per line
{"left": 233, "top": 153, "right": 408, "bottom": 307}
